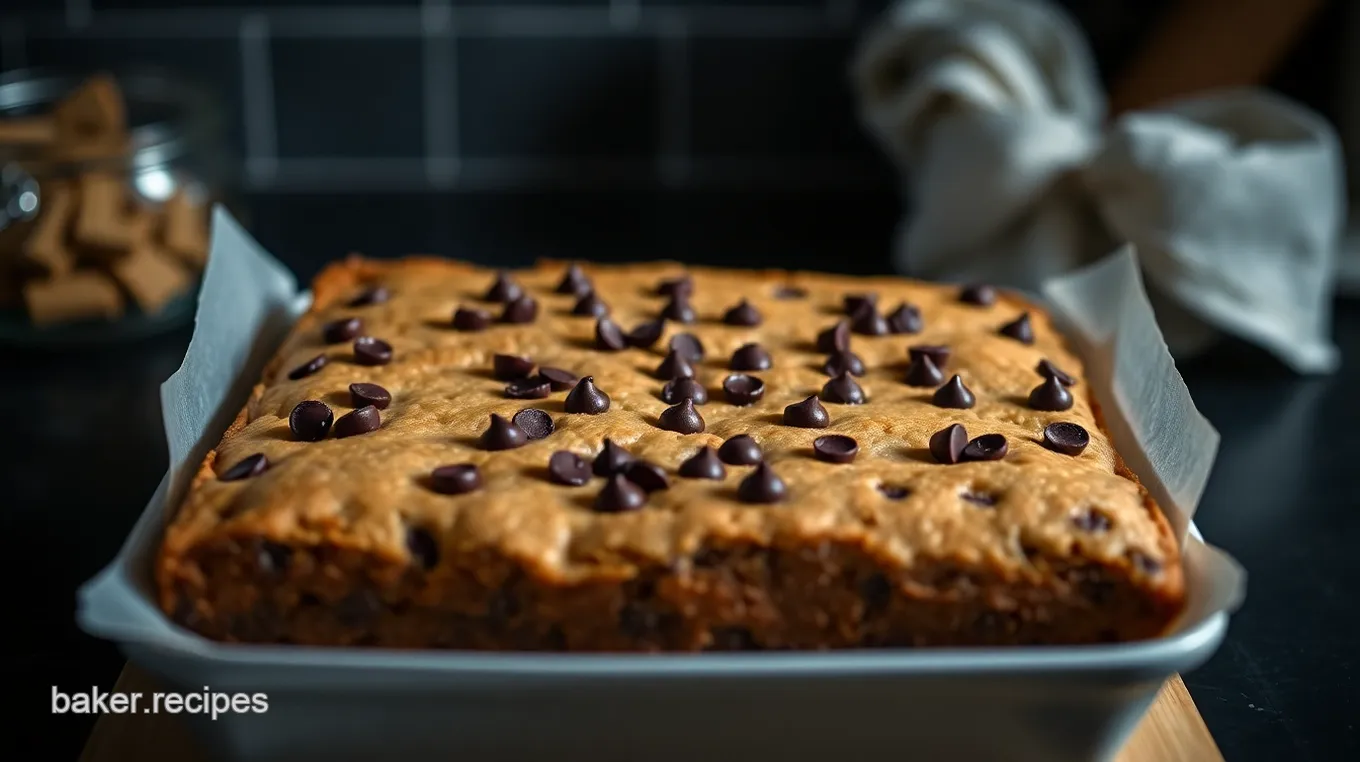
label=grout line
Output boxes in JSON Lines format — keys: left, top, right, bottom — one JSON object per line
{"left": 610, "top": 0, "right": 641, "bottom": 30}
{"left": 657, "top": 14, "right": 691, "bottom": 189}
{"left": 239, "top": 14, "right": 278, "bottom": 186}
{"left": 0, "top": 20, "right": 26, "bottom": 71}
{"left": 828, "top": 0, "right": 858, "bottom": 28}
{"left": 422, "top": 0, "right": 458, "bottom": 188}
{"left": 65, "top": 0, "right": 91, "bottom": 30}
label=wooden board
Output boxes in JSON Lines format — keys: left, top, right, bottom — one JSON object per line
{"left": 81, "top": 664, "right": 1222, "bottom": 762}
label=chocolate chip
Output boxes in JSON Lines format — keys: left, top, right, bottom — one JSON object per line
{"left": 929, "top": 423, "right": 967, "bottom": 464}
{"left": 595, "top": 473, "right": 648, "bottom": 513}
{"left": 625, "top": 460, "right": 671, "bottom": 492}
{"left": 539, "top": 367, "right": 578, "bottom": 390}
{"left": 816, "top": 320, "right": 851, "bottom": 353}
{"left": 1036, "top": 359, "right": 1077, "bottom": 386}
{"left": 658, "top": 398, "right": 705, "bottom": 434}
{"left": 258, "top": 541, "right": 292, "bottom": 574}
{"left": 220, "top": 453, "right": 269, "bottom": 481}
{"left": 932, "top": 375, "right": 976, "bottom": 409}
{"left": 861, "top": 574, "right": 892, "bottom": 615}
{"left": 548, "top": 451, "right": 592, "bottom": 485}
{"left": 512, "top": 408, "right": 554, "bottom": 440}
{"left": 1131, "top": 551, "right": 1162, "bottom": 575}
{"left": 493, "top": 353, "right": 535, "bottom": 380}
{"left": 593, "top": 439, "right": 634, "bottom": 476}
{"left": 625, "top": 319, "right": 666, "bottom": 348}
{"left": 565, "top": 375, "right": 611, "bottom": 414}
{"left": 406, "top": 527, "right": 440, "bottom": 569}
{"left": 349, "top": 382, "right": 391, "bottom": 410}
{"left": 961, "top": 433, "right": 1007, "bottom": 462}
{"left": 333, "top": 405, "right": 381, "bottom": 438}
{"left": 1072, "top": 508, "right": 1111, "bottom": 532}
{"left": 353, "top": 336, "right": 393, "bottom": 366}
{"left": 504, "top": 377, "right": 551, "bottom": 399}
{"left": 737, "top": 461, "right": 786, "bottom": 503}
{"left": 888, "top": 303, "right": 923, "bottom": 334}
{"left": 878, "top": 484, "right": 910, "bottom": 499}
{"left": 555, "top": 263, "right": 591, "bottom": 295}
{"left": 843, "top": 293, "right": 877, "bottom": 315}
{"left": 453, "top": 306, "right": 492, "bottom": 331}
{"left": 999, "top": 312, "right": 1034, "bottom": 344}
{"left": 908, "top": 344, "right": 950, "bottom": 369}
{"left": 850, "top": 303, "right": 890, "bottom": 335}
{"left": 959, "top": 284, "right": 996, "bottom": 305}
{"left": 655, "top": 349, "right": 696, "bottom": 380}
{"left": 662, "top": 295, "right": 697, "bottom": 323}
{"left": 288, "top": 353, "right": 327, "bottom": 380}
{"left": 679, "top": 447, "right": 726, "bottom": 479}
{"left": 661, "top": 377, "right": 708, "bottom": 405}
{"left": 572, "top": 291, "right": 609, "bottom": 317}
{"left": 962, "top": 491, "right": 997, "bottom": 507}
{"left": 500, "top": 295, "right": 538, "bottom": 324}
{"left": 349, "top": 286, "right": 390, "bottom": 307}
{"left": 322, "top": 316, "right": 363, "bottom": 344}
{"left": 288, "top": 400, "right": 334, "bottom": 441}
{"left": 483, "top": 270, "right": 523, "bottom": 302}
{"left": 718, "top": 434, "right": 762, "bottom": 465}
{"left": 669, "top": 332, "right": 705, "bottom": 362}
{"left": 784, "top": 396, "right": 829, "bottom": 428}
{"left": 904, "top": 354, "right": 944, "bottom": 387}
{"left": 729, "top": 343, "right": 771, "bottom": 371}
{"left": 820, "top": 371, "right": 865, "bottom": 404}
{"left": 1029, "top": 376, "right": 1074, "bottom": 411}
{"left": 657, "top": 274, "right": 693, "bottom": 298}
{"left": 823, "top": 349, "right": 865, "bottom": 377}
{"left": 481, "top": 413, "right": 527, "bottom": 450}
{"left": 774, "top": 285, "right": 806, "bottom": 299}
{"left": 813, "top": 434, "right": 858, "bottom": 463}
{"left": 723, "top": 299, "right": 762, "bottom": 326}
{"left": 595, "top": 318, "right": 627, "bottom": 351}
{"left": 1043, "top": 422, "right": 1089, "bottom": 455}
{"left": 430, "top": 463, "right": 483, "bottom": 494}
{"left": 336, "top": 590, "right": 382, "bottom": 624}
{"left": 722, "top": 373, "right": 765, "bottom": 406}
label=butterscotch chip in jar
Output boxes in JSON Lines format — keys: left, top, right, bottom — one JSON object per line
{"left": 162, "top": 190, "right": 208, "bottom": 268}
{"left": 19, "top": 181, "right": 76, "bottom": 278}
{"left": 52, "top": 73, "right": 126, "bottom": 154}
{"left": 110, "top": 243, "right": 192, "bottom": 314}
{"left": 23, "top": 270, "right": 124, "bottom": 325}
{"left": 73, "top": 173, "right": 134, "bottom": 253}
{"left": 0, "top": 116, "right": 56, "bottom": 147}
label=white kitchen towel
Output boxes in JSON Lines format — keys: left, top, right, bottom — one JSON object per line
{"left": 852, "top": 0, "right": 1344, "bottom": 373}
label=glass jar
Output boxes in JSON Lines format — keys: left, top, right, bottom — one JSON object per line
{"left": 0, "top": 66, "right": 238, "bottom": 344}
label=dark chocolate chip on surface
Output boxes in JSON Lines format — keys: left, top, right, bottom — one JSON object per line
{"left": 962, "top": 491, "right": 997, "bottom": 507}
{"left": 539, "top": 367, "right": 578, "bottom": 391}
{"left": 679, "top": 446, "right": 726, "bottom": 479}
{"left": 878, "top": 484, "right": 910, "bottom": 500}
{"left": 349, "top": 286, "right": 390, "bottom": 307}
{"left": 288, "top": 353, "right": 327, "bottom": 380}
{"left": 572, "top": 291, "right": 609, "bottom": 317}
{"left": 483, "top": 271, "right": 523, "bottom": 302}
{"left": 1131, "top": 551, "right": 1162, "bottom": 575}
{"left": 816, "top": 320, "right": 851, "bottom": 353}
{"left": 1043, "top": 421, "right": 1089, "bottom": 455}
{"left": 657, "top": 398, "right": 705, "bottom": 434}
{"left": 625, "top": 460, "right": 671, "bottom": 492}
{"left": 662, "top": 295, "right": 697, "bottom": 323}
{"left": 774, "top": 285, "right": 806, "bottom": 299}
{"left": 257, "top": 541, "right": 292, "bottom": 574}
{"left": 504, "top": 377, "right": 551, "bottom": 399}
{"left": 1029, "top": 376, "right": 1074, "bottom": 411}
{"left": 500, "top": 295, "right": 539, "bottom": 324}
{"left": 886, "top": 303, "right": 922, "bottom": 334}
{"left": 333, "top": 405, "right": 381, "bottom": 438}
{"left": 221, "top": 453, "right": 269, "bottom": 481}
{"left": 908, "top": 344, "right": 951, "bottom": 369}
{"left": 595, "top": 473, "right": 648, "bottom": 513}
{"left": 556, "top": 263, "right": 591, "bottom": 295}
{"left": 823, "top": 349, "right": 865, "bottom": 377}
{"left": 512, "top": 408, "right": 554, "bottom": 440}
{"left": 959, "top": 284, "right": 997, "bottom": 305}
{"left": 625, "top": 319, "right": 666, "bottom": 348}
{"left": 353, "top": 336, "right": 393, "bottom": 366}
{"left": 723, "top": 299, "right": 762, "bottom": 326}
{"left": 999, "top": 313, "right": 1034, "bottom": 344}
{"left": 453, "top": 306, "right": 492, "bottom": 331}
{"left": 565, "top": 375, "right": 611, "bottom": 414}
{"left": 718, "top": 434, "right": 762, "bottom": 465}
{"left": 322, "top": 316, "right": 363, "bottom": 344}
{"left": 593, "top": 439, "right": 634, "bottom": 476}
{"left": 737, "top": 461, "right": 787, "bottom": 503}
{"left": 548, "top": 451, "right": 592, "bottom": 485}
{"left": 813, "top": 434, "right": 858, "bottom": 464}
{"left": 933, "top": 375, "right": 976, "bottom": 409}
{"left": 729, "top": 342, "right": 772, "bottom": 371}
{"left": 820, "top": 371, "right": 866, "bottom": 404}
{"left": 662, "top": 377, "right": 709, "bottom": 405}
{"left": 595, "top": 318, "right": 627, "bottom": 351}
{"left": 961, "top": 433, "right": 1008, "bottom": 462}
{"left": 669, "top": 332, "right": 705, "bottom": 362}
{"left": 655, "top": 349, "right": 696, "bottom": 380}
{"left": 349, "top": 382, "right": 391, "bottom": 410}
{"left": 405, "top": 527, "right": 440, "bottom": 569}
{"left": 289, "top": 400, "right": 334, "bottom": 441}
{"left": 481, "top": 413, "right": 528, "bottom": 450}
{"left": 722, "top": 374, "right": 765, "bottom": 406}
{"left": 843, "top": 293, "right": 878, "bottom": 315}
{"left": 1036, "top": 359, "right": 1077, "bottom": 386}
{"left": 657, "top": 274, "right": 693, "bottom": 298}
{"left": 783, "top": 395, "right": 830, "bottom": 428}
{"left": 493, "top": 353, "right": 535, "bottom": 380}
{"left": 904, "top": 354, "right": 944, "bottom": 387}
{"left": 929, "top": 423, "right": 968, "bottom": 464}
{"left": 850, "top": 303, "right": 890, "bottom": 335}
{"left": 430, "top": 463, "right": 483, "bottom": 494}
{"left": 1072, "top": 508, "right": 1111, "bottom": 532}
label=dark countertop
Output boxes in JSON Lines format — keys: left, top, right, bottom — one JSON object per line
{"left": 6, "top": 192, "right": 1357, "bottom": 761}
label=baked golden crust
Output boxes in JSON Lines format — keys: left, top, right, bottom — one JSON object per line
{"left": 157, "top": 257, "right": 1184, "bottom": 650}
